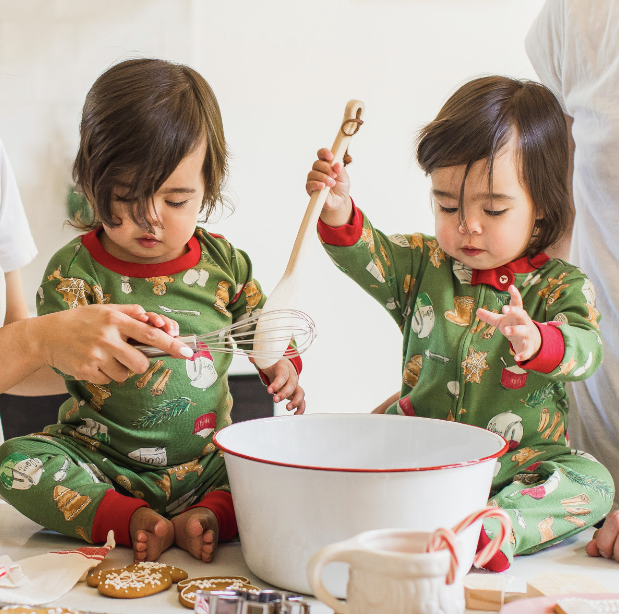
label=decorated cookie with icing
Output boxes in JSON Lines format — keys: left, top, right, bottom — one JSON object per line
{"left": 129, "top": 561, "right": 188, "bottom": 583}
{"left": 178, "top": 576, "right": 258, "bottom": 609}
{"left": 87, "top": 562, "right": 187, "bottom": 588}
{"left": 97, "top": 568, "right": 173, "bottom": 598}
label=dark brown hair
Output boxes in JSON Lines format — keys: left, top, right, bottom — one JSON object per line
{"left": 416, "top": 75, "right": 569, "bottom": 258}
{"left": 72, "top": 58, "right": 229, "bottom": 230}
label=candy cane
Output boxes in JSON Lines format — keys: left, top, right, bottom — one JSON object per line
{"left": 452, "top": 507, "right": 511, "bottom": 568}
{"left": 425, "top": 527, "right": 460, "bottom": 584}
{"left": 426, "top": 507, "right": 512, "bottom": 584}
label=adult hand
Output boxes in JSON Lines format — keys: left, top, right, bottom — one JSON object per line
{"left": 31, "top": 303, "right": 193, "bottom": 385}
{"left": 586, "top": 512, "right": 619, "bottom": 561}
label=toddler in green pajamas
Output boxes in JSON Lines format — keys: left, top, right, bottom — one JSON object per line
{"left": 306, "top": 75, "right": 614, "bottom": 570}
{"left": 0, "top": 59, "right": 305, "bottom": 564}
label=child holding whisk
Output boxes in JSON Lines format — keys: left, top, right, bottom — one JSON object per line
{"left": 0, "top": 58, "right": 305, "bottom": 563}
{"left": 306, "top": 75, "right": 613, "bottom": 570}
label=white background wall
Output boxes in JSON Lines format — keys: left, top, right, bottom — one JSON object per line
{"left": 0, "top": 0, "right": 544, "bottom": 414}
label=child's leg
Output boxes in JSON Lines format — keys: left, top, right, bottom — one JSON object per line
{"left": 0, "top": 435, "right": 142, "bottom": 544}
{"left": 0, "top": 434, "right": 176, "bottom": 561}
{"left": 481, "top": 448, "right": 614, "bottom": 571}
{"left": 157, "top": 449, "right": 236, "bottom": 562}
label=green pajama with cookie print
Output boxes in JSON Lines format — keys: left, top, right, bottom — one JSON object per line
{"left": 318, "top": 204, "right": 614, "bottom": 568}
{"left": 0, "top": 227, "right": 266, "bottom": 544}
{"left": 0, "top": 431, "right": 229, "bottom": 543}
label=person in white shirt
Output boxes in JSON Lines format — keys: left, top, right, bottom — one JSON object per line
{"left": 0, "top": 136, "right": 38, "bottom": 326}
{"left": 526, "top": 0, "right": 619, "bottom": 561}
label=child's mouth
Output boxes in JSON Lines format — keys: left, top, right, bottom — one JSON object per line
{"left": 462, "top": 247, "right": 483, "bottom": 256}
{"left": 137, "top": 236, "right": 160, "bottom": 248}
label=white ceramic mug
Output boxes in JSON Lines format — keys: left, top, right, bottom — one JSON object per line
{"left": 307, "top": 508, "right": 511, "bottom": 614}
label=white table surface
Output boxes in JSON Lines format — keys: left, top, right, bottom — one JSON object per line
{"left": 1, "top": 502, "right": 619, "bottom": 613}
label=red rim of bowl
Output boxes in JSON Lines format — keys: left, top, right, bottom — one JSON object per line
{"left": 213, "top": 415, "right": 509, "bottom": 473}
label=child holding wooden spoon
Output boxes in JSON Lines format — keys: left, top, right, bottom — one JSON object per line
{"left": 306, "top": 75, "right": 613, "bottom": 571}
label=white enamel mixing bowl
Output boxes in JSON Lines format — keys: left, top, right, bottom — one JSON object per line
{"left": 214, "top": 413, "right": 507, "bottom": 597}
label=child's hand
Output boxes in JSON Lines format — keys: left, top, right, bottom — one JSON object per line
{"left": 476, "top": 285, "right": 541, "bottom": 362}
{"left": 258, "top": 359, "right": 306, "bottom": 415}
{"left": 306, "top": 148, "right": 353, "bottom": 227}
{"left": 135, "top": 311, "right": 180, "bottom": 337}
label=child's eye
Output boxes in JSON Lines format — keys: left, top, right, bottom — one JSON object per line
{"left": 485, "top": 209, "right": 507, "bottom": 217}
{"left": 166, "top": 200, "right": 189, "bottom": 208}
{"left": 438, "top": 204, "right": 458, "bottom": 214}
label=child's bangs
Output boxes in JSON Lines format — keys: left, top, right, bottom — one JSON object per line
{"left": 100, "top": 94, "right": 206, "bottom": 230}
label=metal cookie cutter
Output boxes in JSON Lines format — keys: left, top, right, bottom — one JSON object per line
{"left": 198, "top": 588, "right": 311, "bottom": 614}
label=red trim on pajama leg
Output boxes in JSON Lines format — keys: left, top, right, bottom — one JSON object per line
{"left": 91, "top": 489, "right": 149, "bottom": 546}
{"left": 477, "top": 527, "right": 510, "bottom": 572}
{"left": 185, "top": 490, "right": 238, "bottom": 541}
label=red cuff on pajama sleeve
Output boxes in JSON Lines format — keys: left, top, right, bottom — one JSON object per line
{"left": 515, "top": 321, "right": 564, "bottom": 374}
{"left": 91, "top": 489, "right": 149, "bottom": 546}
{"left": 477, "top": 527, "right": 510, "bottom": 572}
{"left": 257, "top": 348, "right": 302, "bottom": 386}
{"left": 186, "top": 490, "right": 238, "bottom": 541}
{"left": 317, "top": 199, "right": 364, "bottom": 246}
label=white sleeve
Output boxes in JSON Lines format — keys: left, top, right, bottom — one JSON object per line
{"left": 0, "top": 137, "right": 37, "bottom": 272}
{"left": 525, "top": 0, "right": 567, "bottom": 111}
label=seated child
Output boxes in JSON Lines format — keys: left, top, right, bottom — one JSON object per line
{"left": 0, "top": 58, "right": 305, "bottom": 563}
{"left": 306, "top": 75, "right": 614, "bottom": 570}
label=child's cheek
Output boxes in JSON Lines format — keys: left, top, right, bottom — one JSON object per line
{"left": 434, "top": 225, "right": 453, "bottom": 260}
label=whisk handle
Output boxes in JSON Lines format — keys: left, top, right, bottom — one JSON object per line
{"left": 130, "top": 335, "right": 197, "bottom": 358}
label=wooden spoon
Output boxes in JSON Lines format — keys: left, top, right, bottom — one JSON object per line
{"left": 253, "top": 99, "right": 365, "bottom": 369}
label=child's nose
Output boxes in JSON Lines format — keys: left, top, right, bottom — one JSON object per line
{"left": 145, "top": 206, "right": 164, "bottom": 230}
{"left": 458, "top": 216, "right": 481, "bottom": 235}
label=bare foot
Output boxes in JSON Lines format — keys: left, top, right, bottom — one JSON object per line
{"left": 129, "top": 507, "right": 175, "bottom": 562}
{"left": 171, "top": 507, "right": 219, "bottom": 562}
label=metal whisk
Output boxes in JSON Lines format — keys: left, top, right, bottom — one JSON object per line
{"left": 132, "top": 308, "right": 317, "bottom": 361}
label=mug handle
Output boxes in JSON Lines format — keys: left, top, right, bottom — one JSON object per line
{"left": 307, "top": 540, "right": 358, "bottom": 614}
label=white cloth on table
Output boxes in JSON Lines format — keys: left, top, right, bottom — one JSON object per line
{"left": 0, "top": 531, "right": 114, "bottom": 605}
{"left": 526, "top": 0, "right": 619, "bottom": 511}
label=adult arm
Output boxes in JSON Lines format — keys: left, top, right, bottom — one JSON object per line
{"left": 2, "top": 268, "right": 69, "bottom": 395}
{"left": 0, "top": 303, "right": 193, "bottom": 394}
{"left": 3, "top": 268, "right": 29, "bottom": 324}
{"left": 545, "top": 114, "right": 575, "bottom": 261}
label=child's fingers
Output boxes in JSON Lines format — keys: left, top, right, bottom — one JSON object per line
{"left": 286, "top": 388, "right": 306, "bottom": 414}
{"left": 504, "top": 324, "right": 532, "bottom": 339}
{"left": 308, "top": 169, "right": 336, "bottom": 187}
{"left": 476, "top": 308, "right": 502, "bottom": 328}
{"left": 312, "top": 159, "right": 338, "bottom": 176}
{"left": 508, "top": 285, "right": 524, "bottom": 308}
{"left": 317, "top": 147, "right": 334, "bottom": 161}
{"left": 267, "top": 365, "right": 290, "bottom": 399}
{"left": 272, "top": 375, "right": 298, "bottom": 404}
